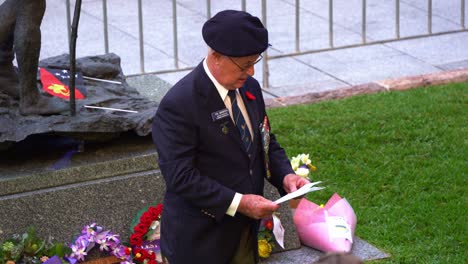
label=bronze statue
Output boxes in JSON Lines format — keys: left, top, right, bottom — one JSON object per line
{"left": 0, "top": 0, "right": 67, "bottom": 115}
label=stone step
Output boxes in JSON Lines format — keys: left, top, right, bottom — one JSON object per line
{"left": 0, "top": 134, "right": 299, "bottom": 248}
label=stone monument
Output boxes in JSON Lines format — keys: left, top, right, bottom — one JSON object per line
{"left": 0, "top": 0, "right": 157, "bottom": 150}
{"left": 0, "top": 0, "right": 68, "bottom": 115}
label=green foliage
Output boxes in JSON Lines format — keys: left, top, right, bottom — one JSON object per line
{"left": 0, "top": 226, "right": 71, "bottom": 264}
{"left": 257, "top": 224, "right": 274, "bottom": 242}
{"left": 268, "top": 83, "right": 468, "bottom": 263}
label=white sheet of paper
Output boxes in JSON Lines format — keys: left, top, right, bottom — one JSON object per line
{"left": 274, "top": 181, "right": 325, "bottom": 204}
{"left": 272, "top": 214, "right": 285, "bottom": 249}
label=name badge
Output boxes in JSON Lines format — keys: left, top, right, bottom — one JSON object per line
{"left": 211, "top": 108, "right": 230, "bottom": 122}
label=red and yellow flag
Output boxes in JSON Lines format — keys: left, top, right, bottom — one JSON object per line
{"left": 39, "top": 67, "right": 86, "bottom": 100}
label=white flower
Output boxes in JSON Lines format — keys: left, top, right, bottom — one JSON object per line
{"left": 291, "top": 156, "right": 300, "bottom": 171}
{"left": 295, "top": 167, "right": 310, "bottom": 178}
{"left": 300, "top": 154, "right": 311, "bottom": 165}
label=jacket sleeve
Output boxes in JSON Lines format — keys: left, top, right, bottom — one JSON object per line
{"left": 152, "top": 89, "right": 235, "bottom": 222}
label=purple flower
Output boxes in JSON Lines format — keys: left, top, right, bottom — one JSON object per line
{"left": 112, "top": 245, "right": 132, "bottom": 262}
{"left": 95, "top": 230, "right": 109, "bottom": 241}
{"left": 70, "top": 239, "right": 88, "bottom": 261}
{"left": 72, "top": 224, "right": 131, "bottom": 263}
{"left": 107, "top": 241, "right": 119, "bottom": 252}
{"left": 97, "top": 239, "right": 111, "bottom": 251}
{"left": 106, "top": 233, "right": 120, "bottom": 244}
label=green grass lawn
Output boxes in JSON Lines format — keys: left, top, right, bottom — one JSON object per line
{"left": 267, "top": 83, "right": 467, "bottom": 263}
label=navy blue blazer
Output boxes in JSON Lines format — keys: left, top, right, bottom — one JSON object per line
{"left": 152, "top": 61, "right": 294, "bottom": 264}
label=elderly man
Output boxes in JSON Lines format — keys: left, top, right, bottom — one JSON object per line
{"left": 152, "top": 10, "right": 309, "bottom": 264}
{"left": 0, "top": 0, "right": 67, "bottom": 115}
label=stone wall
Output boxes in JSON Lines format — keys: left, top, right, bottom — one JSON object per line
{"left": 0, "top": 134, "right": 299, "bottom": 251}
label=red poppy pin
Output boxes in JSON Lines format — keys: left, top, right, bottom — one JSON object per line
{"left": 245, "top": 91, "right": 256, "bottom": 101}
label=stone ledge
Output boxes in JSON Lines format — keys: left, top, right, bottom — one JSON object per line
{"left": 264, "top": 237, "right": 390, "bottom": 263}
{"left": 0, "top": 169, "right": 165, "bottom": 243}
{"left": 0, "top": 153, "right": 157, "bottom": 196}
{"left": 265, "top": 68, "right": 468, "bottom": 108}
{"left": 0, "top": 134, "right": 157, "bottom": 196}
{"left": 265, "top": 83, "right": 386, "bottom": 108}
{"left": 376, "top": 67, "right": 468, "bottom": 91}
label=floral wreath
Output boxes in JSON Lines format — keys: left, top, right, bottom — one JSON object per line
{"left": 129, "top": 204, "right": 163, "bottom": 264}
{"left": 69, "top": 223, "right": 133, "bottom": 264}
{"left": 257, "top": 217, "right": 275, "bottom": 259}
{"left": 69, "top": 204, "right": 163, "bottom": 264}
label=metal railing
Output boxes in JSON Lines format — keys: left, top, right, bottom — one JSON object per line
{"left": 64, "top": 0, "right": 467, "bottom": 88}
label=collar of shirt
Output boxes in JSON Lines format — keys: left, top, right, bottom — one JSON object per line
{"left": 202, "top": 57, "right": 254, "bottom": 140}
{"left": 203, "top": 57, "right": 231, "bottom": 102}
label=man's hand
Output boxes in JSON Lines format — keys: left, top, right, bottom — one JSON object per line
{"left": 283, "top": 173, "right": 310, "bottom": 193}
{"left": 237, "top": 194, "right": 279, "bottom": 219}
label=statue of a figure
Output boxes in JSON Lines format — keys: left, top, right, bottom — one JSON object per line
{"left": 0, "top": 0, "right": 67, "bottom": 115}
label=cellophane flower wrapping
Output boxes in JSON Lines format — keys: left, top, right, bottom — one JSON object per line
{"left": 293, "top": 193, "right": 357, "bottom": 253}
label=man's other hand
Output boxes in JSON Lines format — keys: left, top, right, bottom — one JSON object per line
{"left": 283, "top": 173, "right": 310, "bottom": 193}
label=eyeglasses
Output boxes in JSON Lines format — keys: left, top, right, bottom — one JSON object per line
{"left": 227, "top": 54, "right": 263, "bottom": 72}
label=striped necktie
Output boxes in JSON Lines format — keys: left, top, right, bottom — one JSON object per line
{"left": 228, "top": 90, "right": 253, "bottom": 155}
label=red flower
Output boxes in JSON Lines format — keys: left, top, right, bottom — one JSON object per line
{"left": 148, "top": 251, "right": 156, "bottom": 260}
{"left": 139, "top": 211, "right": 154, "bottom": 226}
{"left": 130, "top": 233, "right": 143, "bottom": 246}
{"left": 124, "top": 247, "right": 132, "bottom": 255}
{"left": 133, "top": 223, "right": 148, "bottom": 236}
{"left": 265, "top": 220, "right": 273, "bottom": 231}
{"left": 245, "top": 91, "right": 256, "bottom": 100}
{"left": 148, "top": 204, "right": 163, "bottom": 218}
{"left": 133, "top": 247, "right": 155, "bottom": 263}
{"left": 133, "top": 248, "right": 146, "bottom": 262}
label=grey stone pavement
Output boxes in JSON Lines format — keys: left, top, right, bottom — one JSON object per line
{"left": 34, "top": 0, "right": 468, "bottom": 101}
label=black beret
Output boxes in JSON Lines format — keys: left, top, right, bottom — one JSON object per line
{"left": 202, "top": 10, "right": 269, "bottom": 57}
